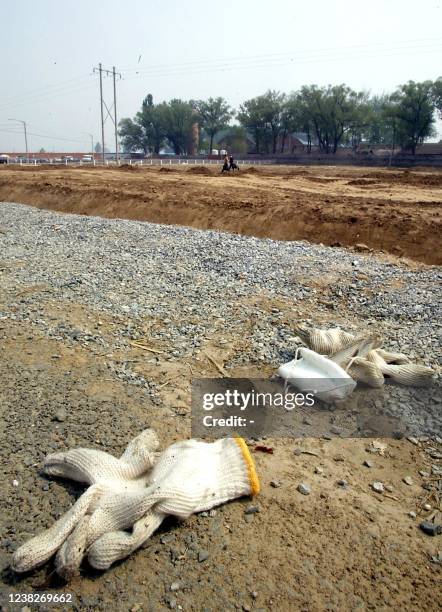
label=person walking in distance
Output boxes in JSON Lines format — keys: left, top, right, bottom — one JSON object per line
{"left": 229, "top": 153, "right": 239, "bottom": 171}
{"left": 221, "top": 153, "right": 230, "bottom": 173}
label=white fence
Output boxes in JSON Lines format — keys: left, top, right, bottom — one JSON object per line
{"left": 2, "top": 158, "right": 274, "bottom": 167}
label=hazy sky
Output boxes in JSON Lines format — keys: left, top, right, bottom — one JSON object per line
{"left": 1, "top": 0, "right": 441, "bottom": 152}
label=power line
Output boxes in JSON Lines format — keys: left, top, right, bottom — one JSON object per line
{"left": 120, "top": 46, "right": 442, "bottom": 83}
{"left": 0, "top": 73, "right": 94, "bottom": 107}
{"left": 0, "top": 77, "right": 98, "bottom": 112}
{"left": 0, "top": 127, "right": 86, "bottom": 144}
{"left": 120, "top": 38, "right": 442, "bottom": 77}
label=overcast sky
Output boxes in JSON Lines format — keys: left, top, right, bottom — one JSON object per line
{"left": 1, "top": 0, "right": 441, "bottom": 152}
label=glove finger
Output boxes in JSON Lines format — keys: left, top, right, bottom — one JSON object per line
{"left": 11, "top": 485, "right": 98, "bottom": 573}
{"left": 120, "top": 429, "right": 160, "bottom": 478}
{"left": 88, "top": 510, "right": 165, "bottom": 570}
{"left": 55, "top": 514, "right": 91, "bottom": 580}
{"left": 44, "top": 448, "right": 123, "bottom": 484}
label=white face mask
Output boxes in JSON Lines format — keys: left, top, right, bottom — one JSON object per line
{"left": 278, "top": 347, "right": 357, "bottom": 404}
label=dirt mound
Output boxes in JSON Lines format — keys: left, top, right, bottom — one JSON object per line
{"left": 186, "top": 165, "right": 212, "bottom": 175}
{"left": 361, "top": 171, "right": 442, "bottom": 187}
{"left": 241, "top": 166, "right": 259, "bottom": 174}
{"left": 119, "top": 163, "right": 139, "bottom": 171}
{"left": 0, "top": 165, "right": 440, "bottom": 264}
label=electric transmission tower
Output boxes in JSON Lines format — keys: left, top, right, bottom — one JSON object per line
{"left": 93, "top": 64, "right": 121, "bottom": 164}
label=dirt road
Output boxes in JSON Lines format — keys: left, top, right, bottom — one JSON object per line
{"left": 0, "top": 164, "right": 441, "bottom": 264}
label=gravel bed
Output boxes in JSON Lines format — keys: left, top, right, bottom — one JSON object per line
{"left": 0, "top": 202, "right": 441, "bottom": 437}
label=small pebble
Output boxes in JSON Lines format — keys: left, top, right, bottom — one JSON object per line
{"left": 420, "top": 522, "right": 442, "bottom": 537}
{"left": 244, "top": 505, "right": 260, "bottom": 514}
{"left": 407, "top": 437, "right": 419, "bottom": 446}
{"left": 423, "top": 503, "right": 432, "bottom": 511}
{"left": 297, "top": 483, "right": 311, "bottom": 495}
{"left": 363, "top": 460, "right": 374, "bottom": 468}
{"left": 170, "top": 582, "right": 181, "bottom": 592}
{"left": 337, "top": 479, "right": 348, "bottom": 488}
{"left": 198, "top": 550, "right": 210, "bottom": 562}
{"left": 54, "top": 407, "right": 67, "bottom": 422}
{"left": 12, "top": 479, "right": 19, "bottom": 487}
{"left": 403, "top": 476, "right": 413, "bottom": 486}
{"left": 314, "top": 466, "right": 323, "bottom": 474}
{"left": 371, "top": 481, "right": 384, "bottom": 493}
{"left": 270, "top": 480, "right": 281, "bottom": 488}
{"left": 408, "top": 511, "right": 417, "bottom": 519}
{"left": 330, "top": 425, "right": 343, "bottom": 435}
{"left": 385, "top": 484, "right": 394, "bottom": 492}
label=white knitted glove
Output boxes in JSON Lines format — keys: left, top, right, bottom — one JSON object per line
{"left": 12, "top": 433, "right": 260, "bottom": 576}
{"left": 296, "top": 324, "right": 435, "bottom": 387}
{"left": 88, "top": 436, "right": 260, "bottom": 570}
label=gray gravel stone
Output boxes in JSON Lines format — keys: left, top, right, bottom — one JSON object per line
{"left": 371, "top": 482, "right": 384, "bottom": 493}
{"left": 198, "top": 549, "right": 210, "bottom": 562}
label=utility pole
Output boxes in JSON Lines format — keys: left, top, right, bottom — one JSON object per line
{"left": 8, "top": 118, "right": 28, "bottom": 162}
{"left": 97, "top": 63, "right": 105, "bottom": 163}
{"left": 93, "top": 63, "right": 121, "bottom": 164}
{"left": 112, "top": 66, "right": 120, "bottom": 164}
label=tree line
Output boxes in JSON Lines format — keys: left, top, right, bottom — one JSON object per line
{"left": 118, "top": 79, "right": 442, "bottom": 156}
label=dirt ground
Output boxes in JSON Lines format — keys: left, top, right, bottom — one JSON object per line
{"left": 0, "top": 164, "right": 441, "bottom": 264}
{"left": 0, "top": 294, "right": 441, "bottom": 611}
{"left": 0, "top": 166, "right": 441, "bottom": 610}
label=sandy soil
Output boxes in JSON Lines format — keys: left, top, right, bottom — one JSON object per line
{"left": 1, "top": 296, "right": 441, "bottom": 611}
{"left": 0, "top": 164, "right": 441, "bottom": 264}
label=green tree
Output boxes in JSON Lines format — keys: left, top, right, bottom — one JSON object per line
{"left": 237, "top": 97, "right": 267, "bottom": 153}
{"left": 237, "top": 91, "right": 285, "bottom": 154}
{"left": 390, "top": 80, "right": 436, "bottom": 154}
{"left": 361, "top": 95, "right": 396, "bottom": 146}
{"left": 160, "top": 99, "right": 196, "bottom": 155}
{"left": 136, "top": 95, "right": 166, "bottom": 154}
{"left": 296, "top": 84, "right": 367, "bottom": 153}
{"left": 279, "top": 94, "right": 307, "bottom": 153}
{"left": 195, "top": 97, "right": 233, "bottom": 153}
{"left": 217, "top": 126, "right": 248, "bottom": 154}
{"left": 118, "top": 117, "right": 147, "bottom": 153}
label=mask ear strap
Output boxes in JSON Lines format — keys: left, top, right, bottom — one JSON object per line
{"left": 294, "top": 346, "right": 302, "bottom": 361}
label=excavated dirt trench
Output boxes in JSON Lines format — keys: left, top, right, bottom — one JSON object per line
{"left": 0, "top": 164, "right": 441, "bottom": 264}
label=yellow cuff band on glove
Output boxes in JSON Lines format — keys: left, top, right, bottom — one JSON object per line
{"left": 234, "top": 437, "right": 261, "bottom": 496}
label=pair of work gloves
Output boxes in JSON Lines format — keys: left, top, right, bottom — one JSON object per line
{"left": 12, "top": 430, "right": 260, "bottom": 579}
{"left": 295, "top": 324, "right": 435, "bottom": 388}
{"left": 278, "top": 324, "right": 435, "bottom": 403}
